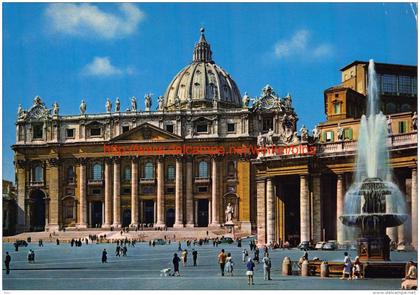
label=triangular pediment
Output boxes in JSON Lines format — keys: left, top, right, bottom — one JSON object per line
{"left": 110, "top": 122, "right": 183, "bottom": 143}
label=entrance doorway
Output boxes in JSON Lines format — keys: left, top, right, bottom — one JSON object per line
{"left": 197, "top": 199, "right": 209, "bottom": 227}
{"left": 29, "top": 190, "right": 46, "bottom": 231}
{"left": 122, "top": 209, "right": 131, "bottom": 227}
{"left": 91, "top": 201, "right": 102, "bottom": 227}
{"left": 144, "top": 201, "right": 154, "bottom": 224}
{"left": 165, "top": 208, "right": 175, "bottom": 227}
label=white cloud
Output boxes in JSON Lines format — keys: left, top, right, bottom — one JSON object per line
{"left": 82, "top": 57, "right": 133, "bottom": 77}
{"left": 45, "top": 3, "right": 145, "bottom": 39}
{"left": 274, "top": 30, "right": 332, "bottom": 60}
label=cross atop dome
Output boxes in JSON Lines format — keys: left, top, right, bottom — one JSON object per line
{"left": 193, "top": 27, "right": 213, "bottom": 63}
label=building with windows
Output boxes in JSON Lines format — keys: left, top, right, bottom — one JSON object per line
{"left": 12, "top": 29, "right": 300, "bottom": 233}
{"left": 253, "top": 61, "right": 417, "bottom": 249}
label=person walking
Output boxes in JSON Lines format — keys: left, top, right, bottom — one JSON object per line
{"left": 225, "top": 253, "right": 234, "bottom": 276}
{"left": 116, "top": 245, "right": 121, "bottom": 257}
{"left": 56, "top": 239, "right": 60, "bottom": 246}
{"left": 352, "top": 256, "right": 363, "bottom": 279}
{"left": 5, "top": 252, "right": 11, "bottom": 275}
{"left": 218, "top": 249, "right": 227, "bottom": 276}
{"left": 341, "top": 252, "right": 352, "bottom": 280}
{"left": 181, "top": 249, "right": 188, "bottom": 266}
{"left": 172, "top": 253, "right": 181, "bottom": 276}
{"left": 242, "top": 249, "right": 248, "bottom": 262}
{"left": 253, "top": 247, "right": 260, "bottom": 264}
{"left": 192, "top": 249, "right": 198, "bottom": 266}
{"left": 262, "top": 252, "right": 272, "bottom": 280}
{"left": 102, "top": 249, "right": 107, "bottom": 263}
{"left": 246, "top": 258, "right": 255, "bottom": 285}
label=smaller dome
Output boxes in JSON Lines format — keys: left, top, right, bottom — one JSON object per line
{"left": 163, "top": 28, "right": 242, "bottom": 111}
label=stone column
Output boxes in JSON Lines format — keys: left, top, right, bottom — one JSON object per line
{"left": 174, "top": 157, "right": 183, "bottom": 228}
{"left": 256, "top": 179, "right": 266, "bottom": 245}
{"left": 210, "top": 157, "right": 220, "bottom": 226}
{"left": 185, "top": 157, "right": 194, "bottom": 227}
{"left": 266, "top": 178, "right": 275, "bottom": 245}
{"left": 130, "top": 158, "right": 139, "bottom": 227}
{"left": 16, "top": 160, "right": 27, "bottom": 231}
{"left": 300, "top": 174, "right": 309, "bottom": 242}
{"left": 78, "top": 159, "right": 87, "bottom": 228}
{"left": 103, "top": 159, "right": 112, "bottom": 228}
{"left": 208, "top": 200, "right": 212, "bottom": 226}
{"left": 153, "top": 201, "right": 157, "bottom": 224}
{"left": 139, "top": 200, "right": 144, "bottom": 224}
{"left": 88, "top": 202, "right": 92, "bottom": 227}
{"left": 155, "top": 157, "right": 165, "bottom": 227}
{"left": 45, "top": 198, "right": 50, "bottom": 229}
{"left": 194, "top": 200, "right": 199, "bottom": 226}
{"left": 412, "top": 168, "right": 418, "bottom": 249}
{"left": 312, "top": 174, "right": 322, "bottom": 243}
{"left": 336, "top": 174, "right": 345, "bottom": 244}
{"left": 47, "top": 158, "right": 60, "bottom": 231}
{"left": 112, "top": 158, "right": 121, "bottom": 228}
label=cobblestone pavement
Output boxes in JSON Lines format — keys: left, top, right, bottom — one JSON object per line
{"left": 2, "top": 240, "right": 417, "bottom": 290}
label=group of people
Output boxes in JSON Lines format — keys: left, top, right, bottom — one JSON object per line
{"left": 70, "top": 238, "right": 86, "bottom": 247}
{"left": 341, "top": 252, "right": 363, "bottom": 280}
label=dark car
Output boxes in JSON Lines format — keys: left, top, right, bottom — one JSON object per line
{"left": 219, "top": 237, "right": 234, "bottom": 244}
{"left": 14, "top": 240, "right": 28, "bottom": 247}
{"left": 297, "top": 241, "right": 313, "bottom": 251}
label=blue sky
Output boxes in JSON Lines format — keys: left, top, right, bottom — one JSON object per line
{"left": 3, "top": 2, "right": 417, "bottom": 182}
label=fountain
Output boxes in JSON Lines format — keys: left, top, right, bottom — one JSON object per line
{"left": 339, "top": 60, "right": 408, "bottom": 262}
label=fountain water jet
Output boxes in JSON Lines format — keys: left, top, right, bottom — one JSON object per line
{"left": 339, "top": 60, "right": 408, "bottom": 261}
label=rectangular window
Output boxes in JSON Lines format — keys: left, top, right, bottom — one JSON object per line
{"left": 382, "top": 74, "right": 397, "bottom": 94}
{"left": 90, "top": 128, "right": 101, "bottom": 136}
{"left": 122, "top": 126, "right": 130, "bottom": 133}
{"left": 165, "top": 124, "right": 174, "bottom": 133}
{"left": 398, "top": 121, "right": 408, "bottom": 134}
{"left": 227, "top": 123, "right": 235, "bottom": 132}
{"left": 198, "top": 186, "right": 208, "bottom": 193}
{"left": 333, "top": 102, "right": 341, "bottom": 114}
{"left": 66, "top": 128, "right": 75, "bottom": 138}
{"left": 123, "top": 188, "right": 131, "bottom": 194}
{"left": 398, "top": 76, "right": 412, "bottom": 95}
{"left": 196, "top": 123, "right": 208, "bottom": 133}
{"left": 33, "top": 124, "right": 43, "bottom": 139}
{"left": 262, "top": 118, "right": 273, "bottom": 131}
{"left": 344, "top": 128, "right": 353, "bottom": 140}
{"left": 413, "top": 77, "right": 417, "bottom": 95}
{"left": 143, "top": 186, "right": 154, "bottom": 194}
{"left": 166, "top": 187, "right": 175, "bottom": 194}
{"left": 326, "top": 131, "right": 334, "bottom": 142}
{"left": 92, "top": 189, "right": 101, "bottom": 195}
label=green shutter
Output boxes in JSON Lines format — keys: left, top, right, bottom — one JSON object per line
{"left": 403, "top": 121, "right": 408, "bottom": 133}
{"left": 331, "top": 131, "right": 335, "bottom": 142}
{"left": 348, "top": 128, "right": 353, "bottom": 140}
{"left": 322, "top": 132, "right": 327, "bottom": 142}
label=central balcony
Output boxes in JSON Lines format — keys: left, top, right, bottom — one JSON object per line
{"left": 88, "top": 179, "right": 103, "bottom": 186}
{"left": 194, "top": 177, "right": 210, "bottom": 183}
{"left": 140, "top": 178, "right": 155, "bottom": 184}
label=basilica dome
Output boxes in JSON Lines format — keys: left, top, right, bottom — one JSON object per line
{"left": 163, "top": 28, "right": 242, "bottom": 111}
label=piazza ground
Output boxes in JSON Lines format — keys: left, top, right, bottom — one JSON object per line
{"left": 2, "top": 238, "right": 417, "bottom": 290}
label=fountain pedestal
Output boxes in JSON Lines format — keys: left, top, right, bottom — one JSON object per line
{"left": 357, "top": 236, "right": 391, "bottom": 261}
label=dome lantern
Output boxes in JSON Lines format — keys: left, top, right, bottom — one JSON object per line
{"left": 192, "top": 28, "right": 213, "bottom": 63}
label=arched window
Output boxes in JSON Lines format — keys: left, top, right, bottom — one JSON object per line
{"left": 333, "top": 102, "right": 341, "bottom": 114}
{"left": 123, "top": 166, "right": 131, "bottom": 181}
{"left": 385, "top": 102, "right": 397, "bottom": 114}
{"left": 227, "top": 161, "right": 236, "bottom": 177}
{"left": 167, "top": 165, "right": 175, "bottom": 180}
{"left": 198, "top": 161, "right": 208, "bottom": 178}
{"left": 144, "top": 162, "right": 154, "bottom": 179}
{"left": 33, "top": 165, "right": 43, "bottom": 182}
{"left": 401, "top": 104, "right": 411, "bottom": 112}
{"left": 92, "top": 164, "right": 102, "bottom": 180}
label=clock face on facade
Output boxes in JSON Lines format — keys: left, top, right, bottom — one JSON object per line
{"left": 260, "top": 97, "right": 275, "bottom": 109}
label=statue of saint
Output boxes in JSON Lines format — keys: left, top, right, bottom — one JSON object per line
{"left": 312, "top": 124, "right": 320, "bottom": 142}
{"left": 131, "top": 97, "right": 137, "bottom": 111}
{"left": 17, "top": 104, "right": 25, "bottom": 119}
{"left": 412, "top": 112, "right": 417, "bottom": 131}
{"left": 115, "top": 97, "right": 120, "bottom": 112}
{"left": 283, "top": 93, "right": 292, "bottom": 109}
{"left": 80, "top": 100, "right": 86, "bottom": 115}
{"left": 387, "top": 115, "right": 392, "bottom": 134}
{"left": 225, "top": 203, "right": 234, "bottom": 222}
{"left": 157, "top": 96, "right": 164, "bottom": 111}
{"left": 242, "top": 92, "right": 250, "bottom": 108}
{"left": 266, "top": 129, "right": 274, "bottom": 145}
{"left": 337, "top": 123, "right": 344, "bottom": 141}
{"left": 174, "top": 96, "right": 181, "bottom": 106}
{"left": 105, "top": 98, "right": 112, "bottom": 113}
{"left": 257, "top": 132, "right": 265, "bottom": 147}
{"left": 53, "top": 102, "right": 59, "bottom": 115}
{"left": 300, "top": 125, "right": 308, "bottom": 142}
{"left": 144, "top": 94, "right": 152, "bottom": 111}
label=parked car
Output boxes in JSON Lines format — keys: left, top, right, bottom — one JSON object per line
{"left": 297, "top": 241, "right": 314, "bottom": 251}
{"left": 315, "top": 241, "right": 326, "bottom": 250}
{"left": 14, "top": 240, "right": 28, "bottom": 247}
{"left": 322, "top": 241, "right": 337, "bottom": 250}
{"left": 219, "top": 237, "right": 234, "bottom": 244}
{"left": 153, "top": 239, "right": 166, "bottom": 245}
